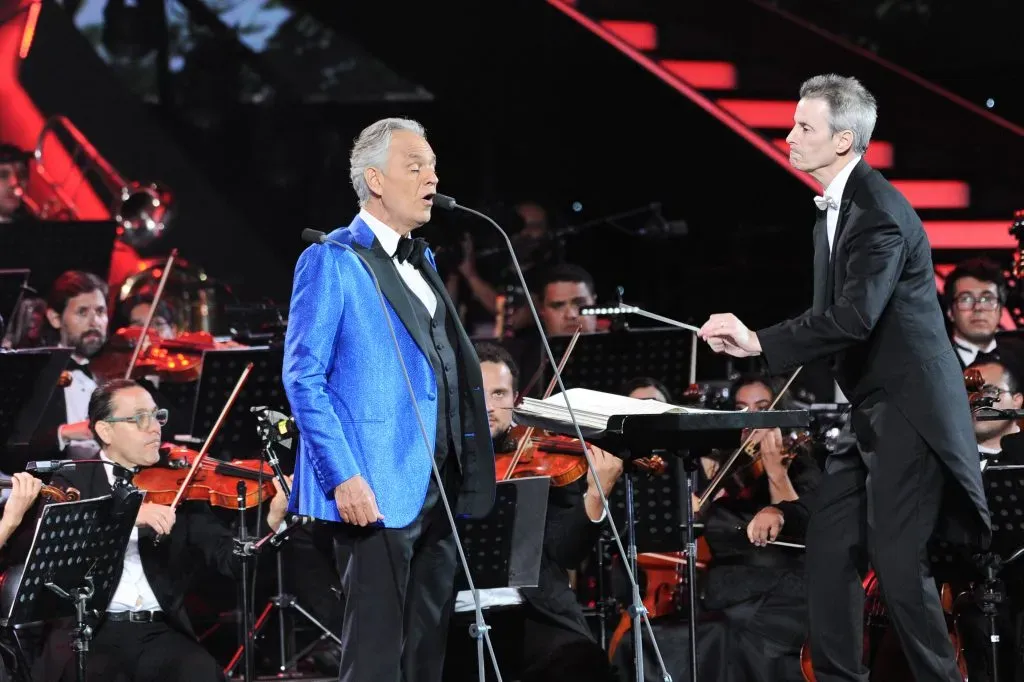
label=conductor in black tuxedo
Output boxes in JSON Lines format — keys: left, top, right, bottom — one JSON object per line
{"left": 443, "top": 342, "right": 622, "bottom": 682}
{"left": 33, "top": 378, "right": 290, "bottom": 682}
{"left": 699, "top": 74, "right": 991, "bottom": 682}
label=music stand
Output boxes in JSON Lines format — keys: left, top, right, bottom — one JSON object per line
{"left": 546, "top": 327, "right": 749, "bottom": 400}
{"left": 189, "top": 347, "right": 284, "bottom": 460}
{"left": 451, "top": 478, "right": 547, "bottom": 681}
{"left": 0, "top": 269, "right": 31, "bottom": 335}
{"left": 0, "top": 221, "right": 117, "bottom": 286}
{"left": 454, "top": 477, "right": 549, "bottom": 592}
{"left": 0, "top": 348, "right": 72, "bottom": 462}
{"left": 0, "top": 490, "right": 143, "bottom": 682}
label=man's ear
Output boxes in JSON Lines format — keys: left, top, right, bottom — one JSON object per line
{"left": 834, "top": 129, "right": 854, "bottom": 155}
{"left": 46, "top": 308, "right": 61, "bottom": 331}
{"left": 93, "top": 420, "right": 111, "bottom": 447}
{"left": 364, "top": 167, "right": 383, "bottom": 197}
{"left": 1014, "top": 392, "right": 1023, "bottom": 410}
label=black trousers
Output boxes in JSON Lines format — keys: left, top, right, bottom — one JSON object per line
{"left": 82, "top": 620, "right": 222, "bottom": 682}
{"left": 807, "top": 402, "right": 962, "bottom": 682}
{"left": 331, "top": 461, "right": 460, "bottom": 682}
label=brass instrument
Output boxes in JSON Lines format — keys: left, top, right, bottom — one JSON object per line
{"left": 31, "top": 115, "right": 173, "bottom": 248}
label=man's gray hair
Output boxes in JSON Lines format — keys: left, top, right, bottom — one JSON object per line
{"left": 799, "top": 74, "right": 877, "bottom": 156}
{"left": 349, "top": 118, "right": 426, "bottom": 206}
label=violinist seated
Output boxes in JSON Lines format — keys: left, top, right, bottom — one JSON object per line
{"left": 703, "top": 373, "right": 821, "bottom": 682}
{"left": 7, "top": 271, "right": 110, "bottom": 470}
{"left": 121, "top": 295, "right": 178, "bottom": 340}
{"left": 628, "top": 373, "right": 822, "bottom": 682}
{"left": 33, "top": 378, "right": 290, "bottom": 682}
{"left": 443, "top": 342, "right": 623, "bottom": 682}
{"left": 0, "top": 473, "right": 44, "bottom": 556}
{"left": 954, "top": 357, "right": 1024, "bottom": 682}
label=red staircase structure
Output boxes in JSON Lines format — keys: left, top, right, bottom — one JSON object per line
{"left": 549, "top": 0, "right": 1023, "bottom": 254}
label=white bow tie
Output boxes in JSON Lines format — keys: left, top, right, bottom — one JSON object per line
{"left": 814, "top": 195, "right": 839, "bottom": 211}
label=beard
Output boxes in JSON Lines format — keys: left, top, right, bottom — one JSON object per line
{"left": 74, "top": 330, "right": 106, "bottom": 358}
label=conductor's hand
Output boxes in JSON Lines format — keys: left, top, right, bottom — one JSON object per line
{"left": 747, "top": 506, "right": 784, "bottom": 547}
{"left": 1, "top": 473, "right": 42, "bottom": 530}
{"left": 699, "top": 313, "right": 761, "bottom": 357}
{"left": 136, "top": 503, "right": 176, "bottom": 536}
{"left": 335, "top": 475, "right": 384, "bottom": 527}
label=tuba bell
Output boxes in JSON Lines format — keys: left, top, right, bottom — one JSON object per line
{"left": 30, "top": 114, "right": 173, "bottom": 248}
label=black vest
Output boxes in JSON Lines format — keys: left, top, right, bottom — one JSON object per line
{"left": 407, "top": 281, "right": 463, "bottom": 469}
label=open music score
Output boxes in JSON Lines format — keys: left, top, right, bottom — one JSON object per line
{"left": 516, "top": 388, "right": 737, "bottom": 434}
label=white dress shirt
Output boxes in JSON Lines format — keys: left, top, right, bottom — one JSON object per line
{"left": 359, "top": 209, "right": 437, "bottom": 317}
{"left": 102, "top": 452, "right": 162, "bottom": 613}
{"left": 953, "top": 334, "right": 997, "bottom": 368}
{"left": 821, "top": 155, "right": 862, "bottom": 254}
{"left": 58, "top": 365, "right": 100, "bottom": 454}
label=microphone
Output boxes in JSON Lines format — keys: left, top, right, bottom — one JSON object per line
{"left": 302, "top": 228, "right": 327, "bottom": 244}
{"left": 25, "top": 459, "right": 76, "bottom": 473}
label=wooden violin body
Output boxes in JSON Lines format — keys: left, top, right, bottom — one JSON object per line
{"left": 90, "top": 327, "right": 214, "bottom": 384}
{"left": 132, "top": 446, "right": 276, "bottom": 509}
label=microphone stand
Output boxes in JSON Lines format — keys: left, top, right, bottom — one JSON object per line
{"left": 433, "top": 194, "right": 675, "bottom": 682}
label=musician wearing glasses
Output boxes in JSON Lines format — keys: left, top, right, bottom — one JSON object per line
{"left": 34, "top": 378, "right": 289, "bottom": 682}
{"left": 0, "top": 144, "right": 31, "bottom": 223}
{"left": 944, "top": 258, "right": 1024, "bottom": 370}
{"left": 957, "top": 358, "right": 1024, "bottom": 682}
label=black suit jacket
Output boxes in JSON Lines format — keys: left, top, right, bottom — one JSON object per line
{"left": 518, "top": 481, "right": 603, "bottom": 641}
{"left": 758, "top": 161, "right": 991, "bottom": 548}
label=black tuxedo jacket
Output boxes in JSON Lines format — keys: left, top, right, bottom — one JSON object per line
{"left": 518, "top": 480, "right": 603, "bottom": 640}
{"left": 758, "top": 161, "right": 991, "bottom": 548}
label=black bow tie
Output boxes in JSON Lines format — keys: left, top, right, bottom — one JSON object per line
{"left": 395, "top": 237, "right": 428, "bottom": 268}
{"left": 957, "top": 343, "right": 999, "bottom": 365}
{"left": 69, "top": 358, "right": 94, "bottom": 380}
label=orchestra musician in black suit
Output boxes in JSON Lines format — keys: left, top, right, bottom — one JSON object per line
{"left": 443, "top": 342, "right": 622, "bottom": 682}
{"left": 32, "top": 378, "right": 289, "bottom": 682}
{"left": 700, "top": 74, "right": 990, "bottom": 682}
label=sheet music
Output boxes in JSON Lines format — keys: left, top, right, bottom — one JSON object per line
{"left": 515, "top": 388, "right": 735, "bottom": 432}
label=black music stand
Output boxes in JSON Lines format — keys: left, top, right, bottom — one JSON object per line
{"left": 0, "top": 269, "right": 31, "bottom": 336}
{"left": 547, "top": 327, "right": 752, "bottom": 400}
{"left": 0, "top": 490, "right": 143, "bottom": 682}
{"left": 452, "top": 478, "right": 548, "bottom": 680}
{"left": 516, "top": 403, "right": 809, "bottom": 682}
{"left": 0, "top": 348, "right": 72, "bottom": 464}
{"left": 189, "top": 347, "right": 284, "bottom": 460}
{"left": 0, "top": 221, "right": 117, "bottom": 286}
{"left": 454, "top": 477, "right": 549, "bottom": 592}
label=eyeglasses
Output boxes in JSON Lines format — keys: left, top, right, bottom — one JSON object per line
{"left": 981, "top": 385, "right": 1016, "bottom": 400}
{"left": 953, "top": 292, "right": 1001, "bottom": 311}
{"left": 104, "top": 409, "right": 168, "bottom": 430}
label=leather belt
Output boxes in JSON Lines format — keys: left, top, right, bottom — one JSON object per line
{"left": 105, "top": 610, "right": 165, "bottom": 623}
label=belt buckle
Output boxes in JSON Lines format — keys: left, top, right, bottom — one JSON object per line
{"left": 129, "top": 611, "right": 150, "bottom": 623}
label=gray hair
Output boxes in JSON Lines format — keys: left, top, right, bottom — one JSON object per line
{"left": 349, "top": 118, "right": 426, "bottom": 206}
{"left": 799, "top": 74, "right": 877, "bottom": 156}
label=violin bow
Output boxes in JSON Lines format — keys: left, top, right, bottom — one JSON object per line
{"left": 124, "top": 248, "right": 179, "bottom": 379}
{"left": 501, "top": 326, "right": 583, "bottom": 481}
{"left": 696, "top": 365, "right": 803, "bottom": 510}
{"left": 167, "top": 361, "right": 254, "bottom": 510}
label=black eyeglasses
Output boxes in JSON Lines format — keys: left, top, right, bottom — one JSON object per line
{"left": 954, "top": 292, "right": 1001, "bottom": 311}
{"left": 104, "top": 409, "right": 168, "bottom": 430}
{"left": 982, "top": 385, "right": 1016, "bottom": 400}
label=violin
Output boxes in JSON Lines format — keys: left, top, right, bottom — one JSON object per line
{"left": 132, "top": 445, "right": 277, "bottom": 510}
{"left": 90, "top": 327, "right": 214, "bottom": 384}
{"left": 495, "top": 426, "right": 666, "bottom": 486}
{"left": 964, "top": 366, "right": 995, "bottom": 412}
{"left": 709, "top": 430, "right": 815, "bottom": 501}
{"left": 0, "top": 478, "right": 80, "bottom": 503}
